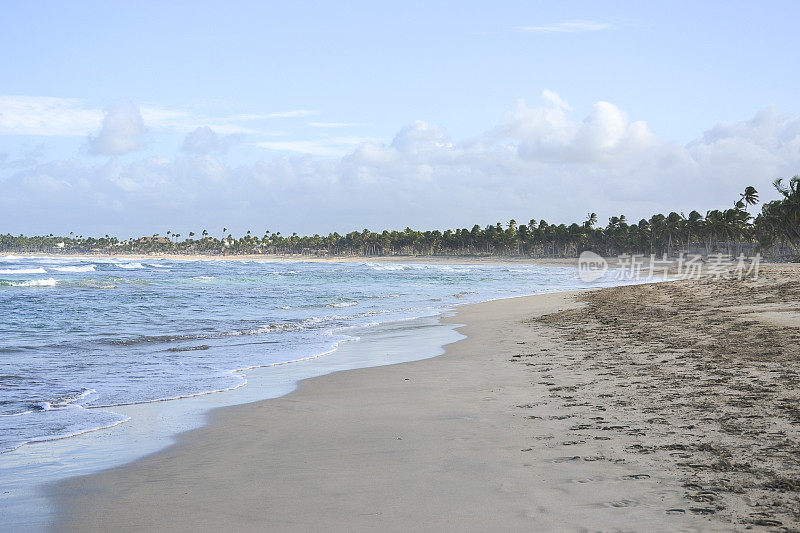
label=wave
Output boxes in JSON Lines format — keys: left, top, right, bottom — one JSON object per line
{"left": 2, "top": 278, "right": 58, "bottom": 287}
{"left": 0, "top": 267, "right": 48, "bottom": 274}
{"left": 328, "top": 301, "right": 357, "bottom": 308}
{"left": 91, "top": 375, "right": 248, "bottom": 409}
{"left": 110, "top": 314, "right": 356, "bottom": 347}
{"left": 452, "top": 291, "right": 477, "bottom": 298}
{"left": 0, "top": 410, "right": 131, "bottom": 455}
{"left": 365, "top": 263, "right": 405, "bottom": 271}
{"left": 52, "top": 265, "right": 97, "bottom": 273}
{"left": 118, "top": 262, "right": 145, "bottom": 269}
{"left": 70, "top": 279, "right": 117, "bottom": 289}
{"left": 168, "top": 345, "right": 211, "bottom": 352}
{"left": 364, "top": 262, "right": 473, "bottom": 273}
{"left": 36, "top": 388, "right": 97, "bottom": 411}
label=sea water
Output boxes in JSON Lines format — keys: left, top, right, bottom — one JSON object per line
{"left": 0, "top": 256, "right": 635, "bottom": 457}
{"left": 0, "top": 256, "right": 638, "bottom": 455}
{"left": 0, "top": 255, "right": 656, "bottom": 529}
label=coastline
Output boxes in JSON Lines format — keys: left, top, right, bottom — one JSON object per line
{"left": 34, "top": 263, "right": 800, "bottom": 530}
{"left": 49, "top": 289, "right": 716, "bottom": 532}
{"left": 3, "top": 252, "right": 581, "bottom": 267}
{"left": 0, "top": 315, "right": 462, "bottom": 531}
{"left": 2, "top": 257, "right": 640, "bottom": 531}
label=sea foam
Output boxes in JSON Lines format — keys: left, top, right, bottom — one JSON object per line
{"left": 52, "top": 265, "right": 97, "bottom": 273}
{"left": 9, "top": 278, "right": 58, "bottom": 287}
{"left": 0, "top": 268, "right": 48, "bottom": 274}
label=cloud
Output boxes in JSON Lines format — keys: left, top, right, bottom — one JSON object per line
{"left": 256, "top": 136, "right": 377, "bottom": 157}
{"left": 0, "top": 95, "right": 102, "bottom": 136}
{"left": 499, "top": 96, "right": 655, "bottom": 163}
{"left": 87, "top": 100, "right": 147, "bottom": 156}
{"left": 0, "top": 95, "right": 318, "bottom": 138}
{"left": 516, "top": 20, "right": 614, "bottom": 34}
{"left": 180, "top": 126, "right": 244, "bottom": 155}
{"left": 3, "top": 92, "right": 799, "bottom": 236}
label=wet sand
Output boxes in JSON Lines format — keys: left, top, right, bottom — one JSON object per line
{"left": 50, "top": 265, "right": 799, "bottom": 531}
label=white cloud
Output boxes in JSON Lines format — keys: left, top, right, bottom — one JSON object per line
{"left": 180, "top": 126, "right": 244, "bottom": 155}
{"left": 88, "top": 100, "right": 147, "bottom": 156}
{"left": 3, "top": 92, "right": 799, "bottom": 236}
{"left": 0, "top": 95, "right": 102, "bottom": 136}
{"left": 516, "top": 20, "right": 614, "bottom": 34}
{"left": 0, "top": 95, "right": 319, "bottom": 138}
{"left": 497, "top": 94, "right": 655, "bottom": 163}
{"left": 541, "top": 89, "right": 571, "bottom": 110}
{"left": 256, "top": 136, "right": 377, "bottom": 157}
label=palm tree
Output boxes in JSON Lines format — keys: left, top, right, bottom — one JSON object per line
{"left": 684, "top": 210, "right": 704, "bottom": 253}
{"left": 740, "top": 186, "right": 759, "bottom": 208}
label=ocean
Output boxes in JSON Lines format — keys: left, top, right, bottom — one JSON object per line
{"left": 0, "top": 255, "right": 632, "bottom": 457}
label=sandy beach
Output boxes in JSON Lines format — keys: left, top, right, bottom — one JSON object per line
{"left": 49, "top": 264, "right": 800, "bottom": 531}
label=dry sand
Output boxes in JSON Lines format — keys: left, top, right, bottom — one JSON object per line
{"left": 50, "top": 265, "right": 799, "bottom": 532}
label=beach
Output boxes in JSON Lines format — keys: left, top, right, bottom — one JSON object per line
{"left": 9, "top": 252, "right": 582, "bottom": 266}
{"left": 47, "top": 263, "right": 799, "bottom": 531}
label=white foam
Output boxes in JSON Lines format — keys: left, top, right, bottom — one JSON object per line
{"left": 329, "top": 301, "right": 357, "bottom": 308}
{"left": 118, "top": 262, "right": 145, "bottom": 269}
{"left": 0, "top": 268, "right": 48, "bottom": 274}
{"left": 365, "top": 262, "right": 404, "bottom": 271}
{"left": 52, "top": 265, "right": 96, "bottom": 273}
{"left": 11, "top": 278, "right": 58, "bottom": 287}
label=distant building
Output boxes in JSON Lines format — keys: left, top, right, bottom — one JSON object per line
{"left": 138, "top": 236, "right": 171, "bottom": 244}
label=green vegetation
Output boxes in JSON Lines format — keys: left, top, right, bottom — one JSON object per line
{"left": 2, "top": 179, "right": 799, "bottom": 259}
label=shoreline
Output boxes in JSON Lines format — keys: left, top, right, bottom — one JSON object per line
{"left": 2, "top": 252, "right": 581, "bottom": 266}
{"left": 0, "top": 314, "right": 462, "bottom": 531}
{"left": 48, "top": 289, "right": 717, "bottom": 532}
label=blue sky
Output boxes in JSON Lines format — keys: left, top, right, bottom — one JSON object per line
{"left": 1, "top": 1, "right": 799, "bottom": 236}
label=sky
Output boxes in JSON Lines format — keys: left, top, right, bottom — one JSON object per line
{"left": 1, "top": 0, "right": 799, "bottom": 238}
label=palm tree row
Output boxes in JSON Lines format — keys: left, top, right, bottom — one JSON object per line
{"left": 2, "top": 179, "right": 799, "bottom": 259}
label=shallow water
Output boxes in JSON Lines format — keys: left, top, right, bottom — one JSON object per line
{"left": 0, "top": 255, "right": 630, "bottom": 455}
{"left": 0, "top": 255, "right": 655, "bottom": 530}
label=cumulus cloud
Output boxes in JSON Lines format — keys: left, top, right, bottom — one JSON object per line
{"left": 2, "top": 91, "right": 799, "bottom": 236}
{"left": 498, "top": 93, "right": 655, "bottom": 163}
{"left": 87, "top": 100, "right": 147, "bottom": 155}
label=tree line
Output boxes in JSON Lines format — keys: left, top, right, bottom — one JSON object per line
{"left": 2, "top": 177, "right": 799, "bottom": 259}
